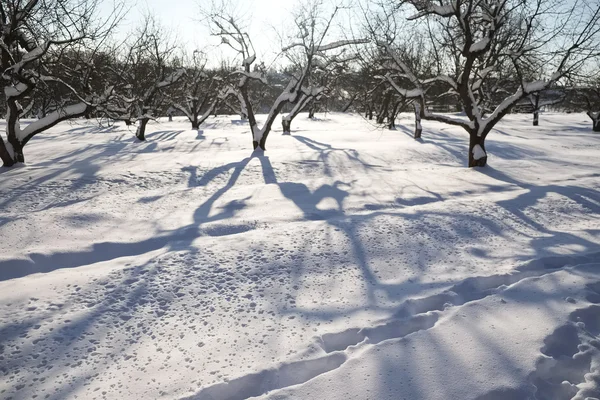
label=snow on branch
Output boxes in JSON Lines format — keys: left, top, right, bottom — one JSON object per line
{"left": 422, "top": 75, "right": 458, "bottom": 91}
{"left": 4, "top": 43, "right": 50, "bottom": 77}
{"left": 242, "top": 55, "right": 256, "bottom": 66}
{"left": 231, "top": 70, "right": 268, "bottom": 86}
{"left": 407, "top": 0, "right": 458, "bottom": 20}
{"left": 19, "top": 103, "right": 89, "bottom": 142}
{"left": 468, "top": 38, "right": 490, "bottom": 54}
{"left": 4, "top": 83, "right": 29, "bottom": 98}
{"left": 384, "top": 74, "right": 423, "bottom": 98}
{"left": 315, "top": 39, "right": 369, "bottom": 52}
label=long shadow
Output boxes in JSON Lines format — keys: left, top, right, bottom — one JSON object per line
{"left": 257, "top": 155, "right": 432, "bottom": 306}
{"left": 291, "top": 135, "right": 385, "bottom": 176}
{"left": 478, "top": 167, "right": 600, "bottom": 257}
{"left": 65, "top": 124, "right": 122, "bottom": 134}
{"left": 0, "top": 156, "right": 254, "bottom": 282}
{"left": 0, "top": 141, "right": 129, "bottom": 210}
{"left": 145, "top": 130, "right": 185, "bottom": 141}
{"left": 255, "top": 151, "right": 600, "bottom": 318}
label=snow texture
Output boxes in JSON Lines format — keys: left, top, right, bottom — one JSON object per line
{"left": 1, "top": 112, "right": 599, "bottom": 400}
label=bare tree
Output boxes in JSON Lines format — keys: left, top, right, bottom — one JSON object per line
{"left": 207, "top": 1, "right": 366, "bottom": 150}
{"left": 374, "top": 0, "right": 600, "bottom": 167}
{"left": 169, "top": 50, "right": 227, "bottom": 129}
{"left": 108, "top": 16, "right": 184, "bottom": 141}
{"left": 584, "top": 86, "right": 600, "bottom": 132}
{"left": 280, "top": 14, "right": 364, "bottom": 134}
{"left": 574, "top": 70, "right": 600, "bottom": 131}
{"left": 526, "top": 89, "right": 566, "bottom": 126}
{"left": 358, "top": 5, "right": 429, "bottom": 137}
{"left": 0, "top": 0, "right": 123, "bottom": 167}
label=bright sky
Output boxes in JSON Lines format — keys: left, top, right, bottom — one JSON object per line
{"left": 102, "top": 0, "right": 316, "bottom": 64}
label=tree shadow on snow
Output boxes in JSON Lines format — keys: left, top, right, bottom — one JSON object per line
{"left": 291, "top": 135, "right": 387, "bottom": 176}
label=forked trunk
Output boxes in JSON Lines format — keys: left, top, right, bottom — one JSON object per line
{"left": 136, "top": 118, "right": 149, "bottom": 141}
{"left": 192, "top": 119, "right": 200, "bottom": 130}
{"left": 468, "top": 134, "right": 487, "bottom": 168}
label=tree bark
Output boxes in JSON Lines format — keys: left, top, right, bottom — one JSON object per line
{"left": 593, "top": 118, "right": 600, "bottom": 132}
{"left": 377, "top": 91, "right": 392, "bottom": 124}
{"left": 414, "top": 103, "right": 422, "bottom": 139}
{"left": 468, "top": 133, "right": 487, "bottom": 167}
{"left": 258, "top": 134, "right": 268, "bottom": 150}
{"left": 282, "top": 119, "right": 291, "bottom": 135}
{"left": 11, "top": 140, "right": 24, "bottom": 163}
{"left": 6, "top": 102, "right": 25, "bottom": 163}
{"left": 533, "top": 110, "right": 539, "bottom": 126}
{"left": 136, "top": 118, "right": 149, "bottom": 141}
{"left": 192, "top": 119, "right": 200, "bottom": 130}
{"left": 388, "top": 101, "right": 403, "bottom": 130}
{"left": 0, "top": 140, "right": 15, "bottom": 167}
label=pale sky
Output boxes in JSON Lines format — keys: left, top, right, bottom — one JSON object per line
{"left": 101, "top": 0, "right": 331, "bottom": 65}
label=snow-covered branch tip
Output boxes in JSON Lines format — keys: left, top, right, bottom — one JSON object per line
{"left": 315, "top": 39, "right": 370, "bottom": 52}
{"left": 407, "top": 0, "right": 458, "bottom": 20}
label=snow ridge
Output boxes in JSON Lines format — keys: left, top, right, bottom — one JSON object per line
{"left": 184, "top": 251, "right": 600, "bottom": 400}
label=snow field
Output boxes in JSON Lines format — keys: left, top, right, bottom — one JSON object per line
{"left": 0, "top": 112, "right": 599, "bottom": 399}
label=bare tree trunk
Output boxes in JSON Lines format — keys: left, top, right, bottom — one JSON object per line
{"left": 136, "top": 118, "right": 149, "bottom": 141}
{"left": 258, "top": 134, "right": 268, "bottom": 150}
{"left": 532, "top": 93, "right": 540, "bottom": 126}
{"left": 282, "top": 119, "right": 291, "bottom": 135}
{"left": 308, "top": 104, "right": 316, "bottom": 119}
{"left": 376, "top": 91, "right": 392, "bottom": 124}
{"left": 468, "top": 133, "right": 487, "bottom": 167}
{"left": 192, "top": 119, "right": 200, "bottom": 129}
{"left": 593, "top": 118, "right": 600, "bottom": 132}
{"left": 0, "top": 140, "right": 15, "bottom": 167}
{"left": 414, "top": 103, "right": 422, "bottom": 139}
{"left": 11, "top": 140, "right": 24, "bottom": 163}
{"left": 388, "top": 101, "right": 403, "bottom": 130}
{"left": 6, "top": 102, "right": 25, "bottom": 163}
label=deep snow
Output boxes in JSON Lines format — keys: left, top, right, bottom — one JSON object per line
{"left": 0, "top": 112, "right": 599, "bottom": 400}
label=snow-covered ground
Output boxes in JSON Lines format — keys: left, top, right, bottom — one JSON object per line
{"left": 0, "top": 112, "right": 599, "bottom": 400}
